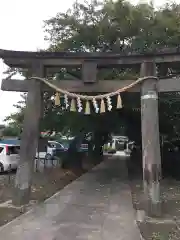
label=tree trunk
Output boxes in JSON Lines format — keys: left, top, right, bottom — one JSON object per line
{"left": 63, "top": 135, "right": 83, "bottom": 169}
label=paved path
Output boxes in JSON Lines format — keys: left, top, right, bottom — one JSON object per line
{"left": 0, "top": 156, "right": 141, "bottom": 240}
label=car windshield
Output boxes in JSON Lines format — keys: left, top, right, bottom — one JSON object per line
{"left": 48, "top": 142, "right": 64, "bottom": 149}
{"left": 56, "top": 143, "right": 64, "bottom": 149}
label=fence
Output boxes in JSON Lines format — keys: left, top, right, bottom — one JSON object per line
{"left": 34, "top": 152, "right": 66, "bottom": 172}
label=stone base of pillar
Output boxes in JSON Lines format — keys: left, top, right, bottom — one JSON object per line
{"left": 145, "top": 200, "right": 162, "bottom": 217}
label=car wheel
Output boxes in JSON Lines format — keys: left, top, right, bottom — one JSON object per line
{"left": 0, "top": 163, "right": 4, "bottom": 172}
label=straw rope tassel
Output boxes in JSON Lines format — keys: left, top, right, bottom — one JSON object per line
{"left": 117, "top": 94, "right": 122, "bottom": 109}
{"left": 85, "top": 100, "right": 91, "bottom": 115}
{"left": 55, "top": 92, "right": 60, "bottom": 105}
{"left": 70, "top": 98, "right": 76, "bottom": 112}
{"left": 100, "top": 99, "right": 106, "bottom": 113}
{"left": 31, "top": 76, "right": 157, "bottom": 101}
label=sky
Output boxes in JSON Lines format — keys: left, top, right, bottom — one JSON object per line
{"left": 0, "top": 0, "right": 179, "bottom": 124}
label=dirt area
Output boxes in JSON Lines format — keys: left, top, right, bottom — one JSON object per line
{"left": 0, "top": 161, "right": 96, "bottom": 227}
{"left": 130, "top": 177, "right": 180, "bottom": 240}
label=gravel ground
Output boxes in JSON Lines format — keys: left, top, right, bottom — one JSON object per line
{"left": 130, "top": 177, "right": 180, "bottom": 240}
{"left": 0, "top": 161, "right": 95, "bottom": 227}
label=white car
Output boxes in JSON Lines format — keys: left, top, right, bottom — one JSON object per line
{"left": 0, "top": 141, "right": 65, "bottom": 172}
{"left": 0, "top": 143, "right": 20, "bottom": 172}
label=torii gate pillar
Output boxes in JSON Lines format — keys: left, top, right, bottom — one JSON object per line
{"left": 140, "top": 61, "right": 162, "bottom": 217}
{"left": 13, "top": 62, "right": 44, "bottom": 206}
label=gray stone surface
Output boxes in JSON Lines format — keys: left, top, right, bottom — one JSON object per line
{"left": 0, "top": 156, "right": 141, "bottom": 239}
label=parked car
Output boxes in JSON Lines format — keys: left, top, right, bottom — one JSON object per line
{"left": 0, "top": 138, "right": 88, "bottom": 172}
{"left": 36, "top": 141, "right": 65, "bottom": 159}
{"left": 36, "top": 139, "right": 88, "bottom": 159}
{"left": 0, "top": 143, "right": 20, "bottom": 172}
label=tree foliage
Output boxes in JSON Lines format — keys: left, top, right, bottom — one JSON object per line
{"left": 5, "top": 0, "right": 180, "bottom": 138}
{"left": 2, "top": 126, "right": 21, "bottom": 137}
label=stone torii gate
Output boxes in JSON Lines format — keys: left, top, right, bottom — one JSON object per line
{"left": 1, "top": 48, "right": 180, "bottom": 216}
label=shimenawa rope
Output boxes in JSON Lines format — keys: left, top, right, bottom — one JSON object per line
{"left": 30, "top": 76, "right": 157, "bottom": 100}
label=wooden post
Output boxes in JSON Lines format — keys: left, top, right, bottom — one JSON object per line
{"left": 13, "top": 62, "right": 44, "bottom": 206}
{"left": 140, "top": 61, "right": 162, "bottom": 217}
{"left": 82, "top": 60, "right": 97, "bottom": 83}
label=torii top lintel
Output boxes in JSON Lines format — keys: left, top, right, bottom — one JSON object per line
{"left": 1, "top": 48, "right": 180, "bottom": 93}
{"left": 1, "top": 48, "right": 180, "bottom": 68}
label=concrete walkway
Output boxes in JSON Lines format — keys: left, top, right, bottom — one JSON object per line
{"left": 0, "top": 156, "right": 141, "bottom": 240}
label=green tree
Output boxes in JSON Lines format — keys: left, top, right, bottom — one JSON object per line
{"left": 5, "top": 0, "right": 180, "bottom": 140}
{"left": 2, "top": 126, "right": 21, "bottom": 137}
{"left": 4, "top": 94, "right": 26, "bottom": 132}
